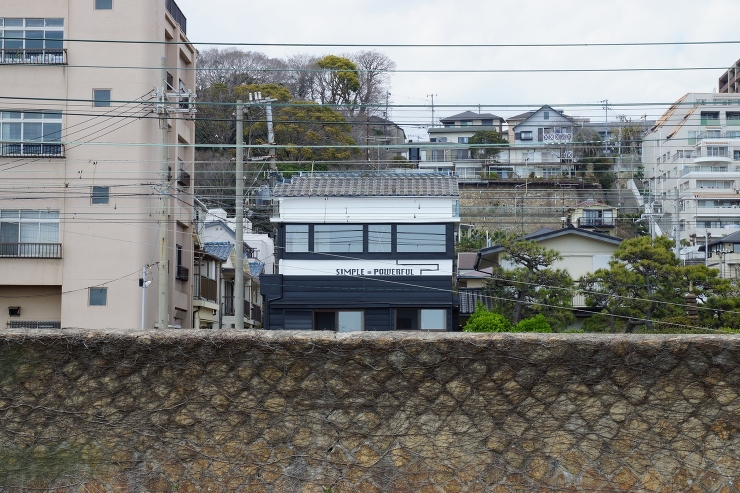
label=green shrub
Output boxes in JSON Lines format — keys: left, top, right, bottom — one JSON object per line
{"left": 513, "top": 314, "right": 552, "bottom": 333}
{"left": 463, "top": 302, "right": 512, "bottom": 332}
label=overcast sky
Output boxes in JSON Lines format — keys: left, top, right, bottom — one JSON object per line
{"left": 176, "top": 0, "right": 740, "bottom": 141}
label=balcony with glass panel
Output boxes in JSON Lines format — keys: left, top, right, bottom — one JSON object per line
{"left": 0, "top": 111, "right": 64, "bottom": 157}
{"left": 0, "top": 210, "right": 62, "bottom": 259}
{"left": 0, "top": 18, "right": 66, "bottom": 65}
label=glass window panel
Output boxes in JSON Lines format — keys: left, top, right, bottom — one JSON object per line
{"left": 44, "top": 31, "right": 63, "bottom": 49}
{"left": 337, "top": 311, "right": 363, "bottom": 332}
{"left": 39, "top": 222, "right": 58, "bottom": 243}
{"left": 43, "top": 111, "right": 62, "bottom": 119}
{"left": 23, "top": 122, "right": 42, "bottom": 141}
{"left": 43, "top": 123, "right": 62, "bottom": 141}
{"left": 368, "top": 224, "right": 391, "bottom": 253}
{"left": 285, "top": 225, "right": 308, "bottom": 253}
{"left": 396, "top": 309, "right": 419, "bottom": 330}
{"left": 3, "top": 112, "right": 22, "bottom": 119}
{"left": 25, "top": 19, "right": 44, "bottom": 27}
{"left": 24, "top": 112, "right": 42, "bottom": 119}
{"left": 5, "top": 19, "right": 23, "bottom": 27}
{"left": 93, "top": 89, "right": 111, "bottom": 107}
{"left": 0, "top": 19, "right": 4, "bottom": 27}
{"left": 95, "top": 0, "right": 113, "bottom": 9}
{"left": 89, "top": 287, "right": 107, "bottom": 306}
{"left": 0, "top": 222, "right": 19, "bottom": 243}
{"left": 21, "top": 210, "right": 40, "bottom": 219}
{"left": 4, "top": 30, "right": 23, "bottom": 49}
{"left": 27, "top": 30, "right": 47, "bottom": 50}
{"left": 0, "top": 210, "right": 19, "bottom": 219}
{"left": 45, "top": 18, "right": 64, "bottom": 27}
{"left": 314, "top": 225, "right": 363, "bottom": 253}
{"left": 39, "top": 210, "right": 59, "bottom": 219}
{"left": 3, "top": 123, "right": 21, "bottom": 140}
{"left": 92, "top": 186, "right": 109, "bottom": 204}
{"left": 397, "top": 224, "right": 446, "bottom": 252}
{"left": 421, "top": 309, "right": 446, "bottom": 330}
{"left": 20, "top": 222, "right": 39, "bottom": 243}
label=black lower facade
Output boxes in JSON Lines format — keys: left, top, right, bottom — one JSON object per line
{"left": 261, "top": 275, "right": 460, "bottom": 331}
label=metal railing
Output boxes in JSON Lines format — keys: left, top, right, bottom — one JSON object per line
{"left": 0, "top": 243, "right": 62, "bottom": 258}
{"left": 165, "top": 0, "right": 187, "bottom": 34}
{"left": 196, "top": 276, "right": 217, "bottom": 302}
{"left": 578, "top": 217, "right": 615, "bottom": 227}
{"left": 543, "top": 132, "right": 573, "bottom": 143}
{"left": 7, "top": 320, "right": 61, "bottom": 329}
{"left": 251, "top": 303, "right": 262, "bottom": 322}
{"left": 175, "top": 265, "right": 189, "bottom": 281}
{"left": 0, "top": 49, "right": 67, "bottom": 65}
{"left": 0, "top": 142, "right": 64, "bottom": 157}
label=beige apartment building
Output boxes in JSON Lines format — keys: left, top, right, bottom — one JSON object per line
{"left": 0, "top": 0, "right": 196, "bottom": 329}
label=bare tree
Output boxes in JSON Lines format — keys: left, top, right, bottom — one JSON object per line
{"left": 196, "top": 48, "right": 287, "bottom": 92}
{"left": 349, "top": 51, "right": 396, "bottom": 117}
{"left": 284, "top": 53, "right": 319, "bottom": 101}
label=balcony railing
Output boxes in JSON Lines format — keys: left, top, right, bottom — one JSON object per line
{"left": 165, "top": 0, "right": 187, "bottom": 34}
{"left": 0, "top": 142, "right": 64, "bottom": 157}
{"left": 543, "top": 132, "right": 572, "bottom": 143}
{"left": 251, "top": 303, "right": 262, "bottom": 322}
{"left": 195, "top": 276, "right": 217, "bottom": 302}
{"left": 7, "top": 320, "right": 61, "bottom": 329}
{"left": 0, "top": 49, "right": 67, "bottom": 65}
{"left": 578, "top": 217, "right": 615, "bottom": 227}
{"left": 175, "top": 265, "right": 189, "bottom": 281}
{"left": 0, "top": 243, "right": 62, "bottom": 258}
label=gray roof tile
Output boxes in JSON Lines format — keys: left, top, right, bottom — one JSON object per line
{"left": 273, "top": 173, "right": 459, "bottom": 198}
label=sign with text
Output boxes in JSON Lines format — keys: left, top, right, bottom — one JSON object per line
{"left": 279, "top": 259, "right": 454, "bottom": 277}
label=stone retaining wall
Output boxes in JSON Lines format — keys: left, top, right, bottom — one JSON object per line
{"left": 1, "top": 330, "right": 739, "bottom": 492}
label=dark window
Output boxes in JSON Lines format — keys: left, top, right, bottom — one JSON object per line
{"left": 520, "top": 131, "right": 533, "bottom": 141}
{"left": 396, "top": 309, "right": 446, "bottom": 330}
{"left": 544, "top": 111, "right": 550, "bottom": 120}
{"left": 91, "top": 186, "right": 109, "bottom": 204}
{"left": 93, "top": 89, "right": 111, "bottom": 107}
{"left": 314, "top": 224, "right": 363, "bottom": 253}
{"left": 95, "top": 0, "right": 113, "bottom": 9}
{"left": 285, "top": 225, "right": 309, "bottom": 252}
{"left": 368, "top": 225, "right": 391, "bottom": 253}
{"left": 397, "top": 224, "right": 446, "bottom": 252}
{"left": 89, "top": 287, "right": 107, "bottom": 306}
{"left": 8, "top": 306, "right": 20, "bottom": 317}
{"left": 482, "top": 119, "right": 493, "bottom": 126}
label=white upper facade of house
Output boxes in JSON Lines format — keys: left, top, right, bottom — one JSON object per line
{"left": 642, "top": 92, "right": 740, "bottom": 242}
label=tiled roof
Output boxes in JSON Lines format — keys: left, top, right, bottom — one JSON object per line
{"left": 272, "top": 173, "right": 459, "bottom": 197}
{"left": 248, "top": 260, "right": 265, "bottom": 277}
{"left": 439, "top": 111, "right": 504, "bottom": 122}
{"left": 204, "top": 242, "right": 232, "bottom": 262}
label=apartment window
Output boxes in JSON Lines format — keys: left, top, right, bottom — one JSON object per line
{"left": 520, "top": 131, "right": 533, "bottom": 141}
{"left": 734, "top": 150, "right": 740, "bottom": 161}
{"left": 706, "top": 146, "right": 728, "bottom": 157}
{"left": 285, "top": 225, "right": 309, "bottom": 252}
{"left": 0, "top": 210, "right": 60, "bottom": 257}
{"left": 697, "top": 181, "right": 731, "bottom": 189}
{"left": 456, "top": 149, "right": 470, "bottom": 160}
{"left": 368, "top": 225, "right": 391, "bottom": 253}
{"left": 0, "top": 111, "right": 62, "bottom": 156}
{"left": 458, "top": 137, "right": 469, "bottom": 144}
{"left": 437, "top": 137, "right": 447, "bottom": 143}
{"left": 543, "top": 111, "right": 550, "bottom": 120}
{"left": 701, "top": 112, "right": 720, "bottom": 125}
{"left": 91, "top": 186, "right": 109, "bottom": 204}
{"left": 396, "top": 309, "right": 447, "bottom": 331}
{"left": 461, "top": 121, "right": 472, "bottom": 126}
{"left": 727, "top": 112, "right": 740, "bottom": 121}
{"left": 95, "top": 0, "right": 113, "bottom": 9}
{"left": 89, "top": 287, "right": 107, "bottom": 306}
{"left": 482, "top": 119, "right": 493, "bottom": 126}
{"left": 314, "top": 310, "right": 363, "bottom": 332}
{"left": 0, "top": 18, "right": 65, "bottom": 64}
{"left": 314, "top": 224, "right": 363, "bottom": 253}
{"left": 93, "top": 89, "right": 111, "bottom": 107}
{"left": 397, "top": 224, "right": 446, "bottom": 252}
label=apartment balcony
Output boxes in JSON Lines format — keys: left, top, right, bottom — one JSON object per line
{"left": 165, "top": 0, "right": 188, "bottom": 34}
{"left": 175, "top": 265, "right": 189, "bottom": 281}
{"left": 251, "top": 303, "right": 262, "bottom": 322}
{"left": 681, "top": 165, "right": 740, "bottom": 176}
{"left": 0, "top": 49, "right": 67, "bottom": 65}
{"left": 577, "top": 217, "right": 615, "bottom": 228}
{"left": 0, "top": 243, "right": 62, "bottom": 258}
{"left": 694, "top": 155, "right": 732, "bottom": 164}
{"left": 543, "top": 132, "right": 572, "bottom": 144}
{"left": 177, "top": 169, "right": 191, "bottom": 187}
{"left": 194, "top": 275, "right": 217, "bottom": 302}
{"left": 0, "top": 142, "right": 64, "bottom": 158}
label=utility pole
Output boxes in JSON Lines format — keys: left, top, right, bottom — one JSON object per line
{"left": 154, "top": 56, "right": 196, "bottom": 330}
{"left": 427, "top": 94, "right": 437, "bottom": 127}
{"left": 602, "top": 99, "right": 609, "bottom": 155}
{"left": 247, "top": 92, "right": 278, "bottom": 183}
{"left": 235, "top": 100, "right": 245, "bottom": 328}
{"left": 157, "top": 57, "right": 170, "bottom": 330}
{"left": 674, "top": 187, "right": 681, "bottom": 258}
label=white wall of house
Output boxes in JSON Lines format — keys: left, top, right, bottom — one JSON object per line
{"left": 274, "top": 196, "right": 460, "bottom": 223}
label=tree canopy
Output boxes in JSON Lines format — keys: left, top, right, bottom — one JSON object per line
{"left": 468, "top": 130, "right": 508, "bottom": 161}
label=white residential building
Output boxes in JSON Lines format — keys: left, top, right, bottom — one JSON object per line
{"left": 642, "top": 93, "right": 740, "bottom": 246}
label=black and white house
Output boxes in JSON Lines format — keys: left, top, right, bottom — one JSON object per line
{"left": 260, "top": 173, "right": 460, "bottom": 331}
